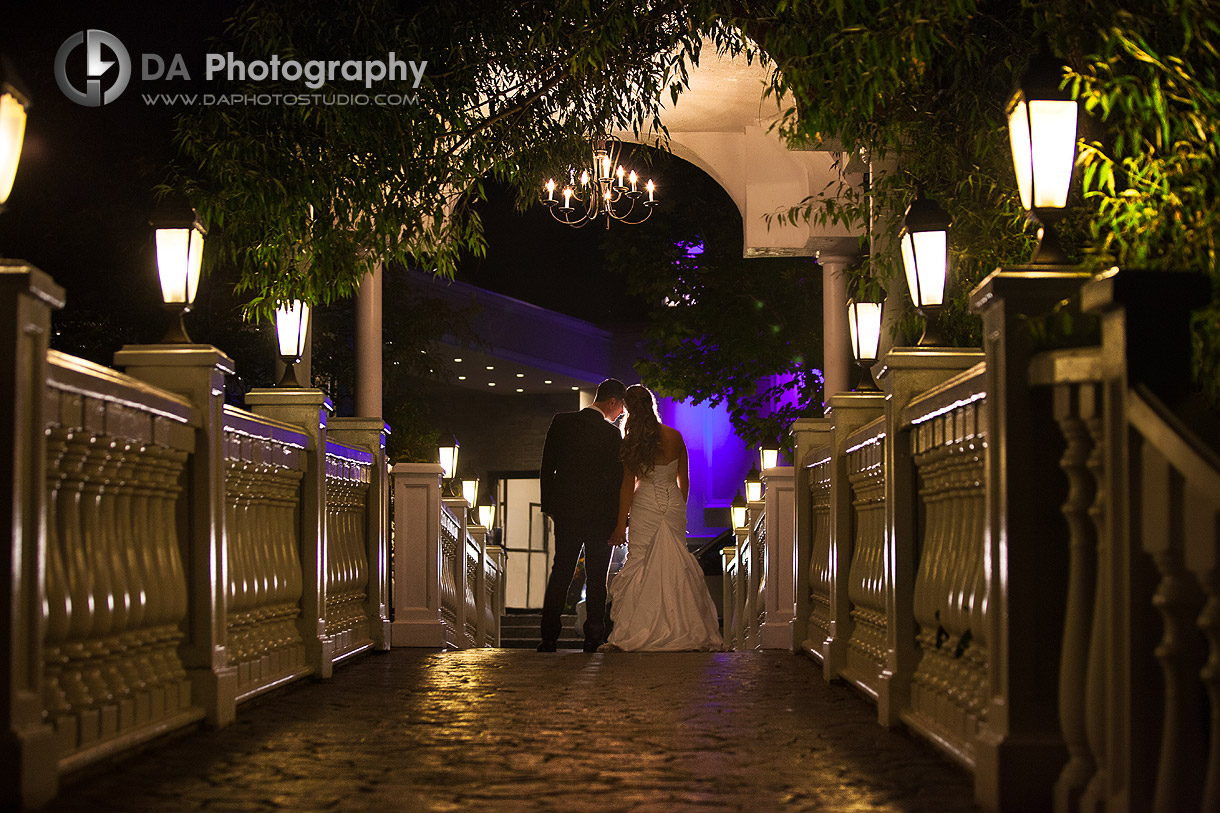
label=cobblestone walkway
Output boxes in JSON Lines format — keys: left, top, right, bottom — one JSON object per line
{"left": 48, "top": 649, "right": 978, "bottom": 812}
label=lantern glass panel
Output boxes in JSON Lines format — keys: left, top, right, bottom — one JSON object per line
{"left": 1008, "top": 100, "right": 1034, "bottom": 210}
{"left": 901, "top": 229, "right": 947, "bottom": 308}
{"left": 0, "top": 92, "right": 27, "bottom": 205}
{"left": 478, "top": 503, "right": 496, "bottom": 529}
{"left": 274, "top": 301, "right": 310, "bottom": 359}
{"left": 156, "top": 227, "right": 205, "bottom": 305}
{"left": 759, "top": 446, "right": 779, "bottom": 471}
{"left": 437, "top": 442, "right": 459, "bottom": 479}
{"left": 461, "top": 478, "right": 478, "bottom": 508}
{"left": 1030, "top": 99, "right": 1078, "bottom": 209}
{"left": 847, "top": 301, "right": 883, "bottom": 362}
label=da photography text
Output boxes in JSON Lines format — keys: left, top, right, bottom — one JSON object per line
{"left": 55, "top": 28, "right": 427, "bottom": 108}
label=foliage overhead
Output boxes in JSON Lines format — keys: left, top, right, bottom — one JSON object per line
{"left": 168, "top": 0, "right": 740, "bottom": 320}
{"left": 173, "top": 0, "right": 1220, "bottom": 435}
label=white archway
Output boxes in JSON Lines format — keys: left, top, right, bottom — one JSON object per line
{"left": 354, "top": 44, "right": 864, "bottom": 418}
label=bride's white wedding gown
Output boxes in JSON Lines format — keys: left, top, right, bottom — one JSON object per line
{"left": 606, "top": 459, "right": 724, "bottom": 651}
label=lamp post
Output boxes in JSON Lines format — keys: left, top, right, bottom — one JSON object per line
{"left": 151, "top": 209, "right": 206, "bottom": 344}
{"left": 1007, "top": 45, "right": 1079, "bottom": 264}
{"left": 274, "top": 300, "right": 310, "bottom": 387}
{"left": 0, "top": 56, "right": 30, "bottom": 215}
{"left": 744, "top": 466, "right": 763, "bottom": 504}
{"left": 899, "top": 191, "right": 951, "bottom": 346}
{"left": 847, "top": 298, "right": 884, "bottom": 391}
{"left": 730, "top": 492, "right": 748, "bottom": 531}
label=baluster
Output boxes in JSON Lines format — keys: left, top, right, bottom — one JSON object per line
{"left": 1082, "top": 403, "right": 1110, "bottom": 809}
{"left": 1198, "top": 568, "right": 1220, "bottom": 811}
{"left": 81, "top": 434, "right": 123, "bottom": 708}
{"left": 1053, "top": 383, "right": 1099, "bottom": 811}
{"left": 109, "top": 438, "right": 149, "bottom": 700}
{"left": 1142, "top": 441, "right": 1206, "bottom": 813}
{"left": 43, "top": 427, "right": 74, "bottom": 720}
{"left": 127, "top": 446, "right": 162, "bottom": 694}
{"left": 60, "top": 429, "right": 98, "bottom": 715}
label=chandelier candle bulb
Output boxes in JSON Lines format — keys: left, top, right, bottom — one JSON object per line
{"left": 646, "top": 179, "right": 655, "bottom": 202}
{"left": 629, "top": 169, "right": 638, "bottom": 192}
{"left": 544, "top": 178, "right": 555, "bottom": 202}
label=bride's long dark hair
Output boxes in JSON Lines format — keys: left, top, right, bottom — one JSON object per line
{"left": 620, "top": 384, "right": 662, "bottom": 477}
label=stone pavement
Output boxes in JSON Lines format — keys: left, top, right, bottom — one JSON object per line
{"left": 47, "top": 649, "right": 979, "bottom": 812}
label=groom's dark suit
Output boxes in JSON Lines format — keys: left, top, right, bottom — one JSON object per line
{"left": 538, "top": 406, "right": 623, "bottom": 648}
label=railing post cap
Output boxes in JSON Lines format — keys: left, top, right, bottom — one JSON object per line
{"left": 114, "top": 344, "right": 237, "bottom": 375}
{"left": 0, "top": 259, "right": 66, "bottom": 309}
{"left": 968, "top": 266, "right": 1091, "bottom": 316}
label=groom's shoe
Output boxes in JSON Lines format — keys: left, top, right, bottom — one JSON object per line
{"left": 537, "top": 641, "right": 557, "bottom": 652}
{"left": 582, "top": 641, "right": 601, "bottom": 653}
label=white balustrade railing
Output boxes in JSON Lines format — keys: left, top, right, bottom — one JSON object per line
{"left": 221, "top": 406, "right": 309, "bottom": 701}
{"left": 842, "top": 417, "right": 888, "bottom": 700}
{"left": 43, "top": 350, "right": 202, "bottom": 773}
{"left": 721, "top": 543, "right": 740, "bottom": 649}
{"left": 2, "top": 263, "right": 392, "bottom": 808}
{"left": 901, "top": 364, "right": 989, "bottom": 769}
{"left": 803, "top": 448, "right": 832, "bottom": 660}
{"left": 324, "top": 439, "right": 374, "bottom": 662}
{"left": 389, "top": 465, "right": 502, "bottom": 650}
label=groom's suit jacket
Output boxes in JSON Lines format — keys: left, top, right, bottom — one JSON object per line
{"left": 539, "top": 407, "right": 623, "bottom": 538}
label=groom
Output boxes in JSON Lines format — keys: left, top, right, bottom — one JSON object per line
{"left": 537, "top": 378, "right": 626, "bottom": 652}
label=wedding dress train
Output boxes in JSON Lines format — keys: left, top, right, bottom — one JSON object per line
{"left": 606, "top": 459, "right": 724, "bottom": 651}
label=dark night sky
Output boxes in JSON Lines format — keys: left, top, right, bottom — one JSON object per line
{"left": 0, "top": 2, "right": 249, "bottom": 355}
{"left": 0, "top": 3, "right": 708, "bottom": 355}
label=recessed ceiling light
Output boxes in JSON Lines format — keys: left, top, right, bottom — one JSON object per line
{"left": 488, "top": 382, "right": 496, "bottom": 387}
{"left": 458, "top": 375, "right": 466, "bottom": 381}
{"left": 454, "top": 358, "right": 463, "bottom": 363}
{"left": 486, "top": 365, "right": 494, "bottom": 370}
{"left": 571, "top": 386, "right": 579, "bottom": 391}
{"left": 516, "top": 388, "right": 523, "bottom": 393}
{"left": 544, "top": 380, "right": 553, "bottom": 385}
{"left": 515, "top": 373, "right": 524, "bottom": 378}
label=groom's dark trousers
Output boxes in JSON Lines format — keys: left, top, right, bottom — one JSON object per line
{"left": 538, "top": 407, "right": 622, "bottom": 648}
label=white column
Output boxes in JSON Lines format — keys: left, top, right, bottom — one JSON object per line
{"left": 355, "top": 262, "right": 383, "bottom": 418}
{"left": 820, "top": 255, "right": 853, "bottom": 400}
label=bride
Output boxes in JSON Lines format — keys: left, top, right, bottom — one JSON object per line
{"left": 602, "top": 385, "right": 724, "bottom": 652}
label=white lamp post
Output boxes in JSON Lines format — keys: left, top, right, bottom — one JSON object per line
{"left": 152, "top": 209, "right": 207, "bottom": 344}
{"left": 0, "top": 57, "right": 30, "bottom": 214}
{"left": 274, "top": 300, "right": 310, "bottom": 387}
{"left": 899, "top": 192, "right": 952, "bottom": 346}
{"left": 1007, "top": 46, "right": 1079, "bottom": 264}
{"left": 847, "top": 299, "right": 884, "bottom": 391}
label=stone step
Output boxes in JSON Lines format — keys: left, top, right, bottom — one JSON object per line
{"left": 499, "top": 611, "right": 582, "bottom": 649}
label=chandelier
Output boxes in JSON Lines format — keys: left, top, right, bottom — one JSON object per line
{"left": 542, "top": 136, "right": 657, "bottom": 228}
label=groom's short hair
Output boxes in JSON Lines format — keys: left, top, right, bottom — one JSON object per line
{"left": 594, "top": 379, "right": 627, "bottom": 402}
